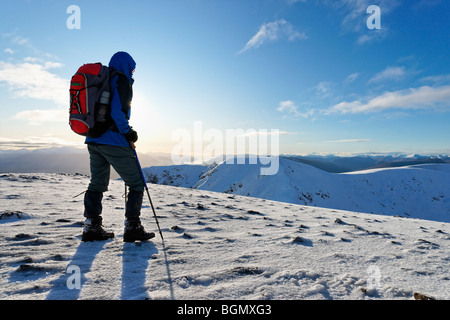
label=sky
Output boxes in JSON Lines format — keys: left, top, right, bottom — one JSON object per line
{"left": 0, "top": 0, "right": 449, "bottom": 157}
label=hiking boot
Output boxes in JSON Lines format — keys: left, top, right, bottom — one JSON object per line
{"left": 82, "top": 217, "right": 115, "bottom": 242}
{"left": 123, "top": 217, "right": 155, "bottom": 242}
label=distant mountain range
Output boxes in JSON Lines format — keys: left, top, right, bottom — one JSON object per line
{"left": 1, "top": 146, "right": 449, "bottom": 175}
{"left": 1, "top": 147, "right": 449, "bottom": 222}
{"left": 283, "top": 153, "right": 450, "bottom": 173}
{"left": 0, "top": 147, "right": 172, "bottom": 178}
{"left": 142, "top": 157, "right": 450, "bottom": 223}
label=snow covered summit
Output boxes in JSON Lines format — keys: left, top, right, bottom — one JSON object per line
{"left": 143, "top": 157, "right": 450, "bottom": 223}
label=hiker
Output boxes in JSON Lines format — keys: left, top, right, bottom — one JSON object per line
{"left": 81, "top": 51, "right": 154, "bottom": 242}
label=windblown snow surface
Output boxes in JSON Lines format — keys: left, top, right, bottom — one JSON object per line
{"left": 0, "top": 163, "right": 449, "bottom": 300}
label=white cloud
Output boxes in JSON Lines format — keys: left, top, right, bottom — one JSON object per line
{"left": 277, "top": 100, "right": 303, "bottom": 118}
{"left": 0, "top": 59, "right": 68, "bottom": 106}
{"left": 369, "top": 66, "right": 406, "bottom": 83}
{"left": 287, "top": 0, "right": 307, "bottom": 4}
{"left": 238, "top": 130, "right": 297, "bottom": 137}
{"left": 277, "top": 100, "right": 299, "bottom": 115}
{"left": 420, "top": 73, "right": 450, "bottom": 85}
{"left": 328, "top": 85, "right": 450, "bottom": 114}
{"left": 1, "top": 32, "right": 42, "bottom": 55}
{"left": 324, "top": 0, "right": 399, "bottom": 44}
{"left": 0, "top": 136, "right": 81, "bottom": 149}
{"left": 339, "top": 0, "right": 374, "bottom": 32}
{"left": 277, "top": 100, "right": 316, "bottom": 119}
{"left": 13, "top": 108, "right": 67, "bottom": 125}
{"left": 11, "top": 35, "right": 31, "bottom": 46}
{"left": 323, "top": 139, "right": 372, "bottom": 143}
{"left": 43, "top": 61, "right": 65, "bottom": 69}
{"left": 345, "top": 72, "right": 359, "bottom": 84}
{"left": 0, "top": 33, "right": 69, "bottom": 126}
{"left": 315, "top": 81, "right": 334, "bottom": 97}
{"left": 238, "top": 19, "right": 307, "bottom": 54}
{"left": 356, "top": 28, "right": 389, "bottom": 45}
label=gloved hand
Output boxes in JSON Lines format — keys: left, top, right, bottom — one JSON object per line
{"left": 124, "top": 128, "right": 138, "bottom": 143}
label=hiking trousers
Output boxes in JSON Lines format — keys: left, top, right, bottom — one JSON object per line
{"left": 86, "top": 144, "right": 144, "bottom": 193}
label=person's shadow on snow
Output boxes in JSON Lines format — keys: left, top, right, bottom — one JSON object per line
{"left": 46, "top": 238, "right": 163, "bottom": 300}
{"left": 121, "top": 241, "right": 158, "bottom": 300}
{"left": 46, "top": 240, "right": 110, "bottom": 300}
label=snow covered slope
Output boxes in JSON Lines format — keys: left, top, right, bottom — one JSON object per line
{"left": 1, "top": 173, "right": 449, "bottom": 300}
{"left": 143, "top": 158, "right": 450, "bottom": 223}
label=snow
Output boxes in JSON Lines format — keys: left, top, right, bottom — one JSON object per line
{"left": 1, "top": 171, "right": 449, "bottom": 300}
{"left": 143, "top": 158, "right": 450, "bottom": 223}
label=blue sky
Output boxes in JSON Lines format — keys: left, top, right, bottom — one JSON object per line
{"left": 0, "top": 0, "right": 449, "bottom": 155}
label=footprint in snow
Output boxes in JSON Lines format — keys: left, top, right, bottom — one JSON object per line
{"left": 292, "top": 236, "right": 313, "bottom": 247}
{"left": 202, "top": 227, "right": 218, "bottom": 232}
{"left": 415, "top": 238, "right": 439, "bottom": 249}
{"left": 6, "top": 194, "right": 21, "bottom": 199}
{"left": 196, "top": 203, "right": 208, "bottom": 210}
{"left": 7, "top": 233, "right": 36, "bottom": 241}
{"left": 171, "top": 225, "right": 184, "bottom": 232}
{"left": 10, "top": 264, "right": 61, "bottom": 282}
{"left": 182, "top": 232, "right": 194, "bottom": 239}
{"left": 0, "top": 211, "right": 31, "bottom": 221}
{"left": 246, "top": 210, "right": 264, "bottom": 216}
{"left": 334, "top": 218, "right": 347, "bottom": 225}
{"left": 231, "top": 266, "right": 264, "bottom": 276}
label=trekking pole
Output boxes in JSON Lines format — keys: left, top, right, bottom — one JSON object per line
{"left": 124, "top": 183, "right": 127, "bottom": 208}
{"left": 130, "top": 143, "right": 164, "bottom": 241}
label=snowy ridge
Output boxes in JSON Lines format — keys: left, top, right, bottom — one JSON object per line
{"left": 0, "top": 173, "right": 449, "bottom": 300}
{"left": 143, "top": 158, "right": 450, "bottom": 223}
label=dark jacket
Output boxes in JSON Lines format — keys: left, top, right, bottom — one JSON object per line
{"left": 85, "top": 52, "right": 136, "bottom": 147}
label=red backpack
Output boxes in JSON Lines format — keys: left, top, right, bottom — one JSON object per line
{"left": 69, "top": 63, "right": 115, "bottom": 137}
